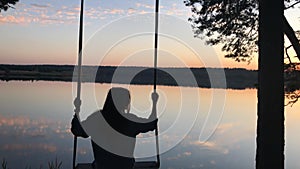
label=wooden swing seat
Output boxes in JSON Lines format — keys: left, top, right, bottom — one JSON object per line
{"left": 76, "top": 161, "right": 159, "bottom": 169}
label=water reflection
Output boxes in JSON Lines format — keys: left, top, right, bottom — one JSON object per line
{"left": 0, "top": 81, "right": 299, "bottom": 168}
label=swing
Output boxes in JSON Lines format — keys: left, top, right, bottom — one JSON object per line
{"left": 72, "top": 0, "right": 161, "bottom": 168}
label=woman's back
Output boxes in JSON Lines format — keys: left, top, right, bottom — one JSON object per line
{"left": 72, "top": 88, "right": 158, "bottom": 169}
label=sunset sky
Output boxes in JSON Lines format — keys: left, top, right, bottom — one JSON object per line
{"left": 0, "top": 0, "right": 299, "bottom": 69}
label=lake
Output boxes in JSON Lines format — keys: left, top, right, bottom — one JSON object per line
{"left": 0, "top": 81, "right": 299, "bottom": 169}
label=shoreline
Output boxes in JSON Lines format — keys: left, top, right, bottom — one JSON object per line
{"left": 0, "top": 64, "right": 259, "bottom": 89}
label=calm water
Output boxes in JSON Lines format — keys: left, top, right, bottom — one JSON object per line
{"left": 0, "top": 81, "right": 299, "bottom": 169}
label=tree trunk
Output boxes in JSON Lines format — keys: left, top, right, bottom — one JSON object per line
{"left": 256, "top": 0, "right": 285, "bottom": 169}
{"left": 283, "top": 15, "right": 300, "bottom": 61}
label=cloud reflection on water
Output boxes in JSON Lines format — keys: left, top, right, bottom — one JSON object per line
{"left": 0, "top": 81, "right": 289, "bottom": 169}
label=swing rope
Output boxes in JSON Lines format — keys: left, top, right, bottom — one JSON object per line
{"left": 72, "top": 0, "right": 84, "bottom": 168}
{"left": 153, "top": 0, "right": 160, "bottom": 167}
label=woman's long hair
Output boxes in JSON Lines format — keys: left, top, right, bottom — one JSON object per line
{"left": 102, "top": 87, "right": 131, "bottom": 135}
{"left": 102, "top": 87, "right": 130, "bottom": 115}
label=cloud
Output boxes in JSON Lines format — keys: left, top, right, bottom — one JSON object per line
{"left": 136, "top": 3, "right": 154, "bottom": 9}
{"left": 215, "top": 123, "right": 235, "bottom": 134}
{"left": 1, "top": 1, "right": 156, "bottom": 25}
{"left": 183, "top": 151, "right": 192, "bottom": 156}
{"left": 0, "top": 4, "right": 79, "bottom": 25}
{"left": 106, "top": 9, "right": 124, "bottom": 15}
{"left": 56, "top": 10, "right": 62, "bottom": 15}
{"left": 0, "top": 114, "right": 31, "bottom": 126}
{"left": 210, "top": 160, "right": 216, "bottom": 165}
{"left": 0, "top": 14, "right": 41, "bottom": 25}
{"left": 0, "top": 114, "right": 69, "bottom": 139}
{"left": 190, "top": 140, "right": 216, "bottom": 148}
{"left": 31, "top": 3, "right": 51, "bottom": 8}
{"left": 128, "top": 8, "right": 136, "bottom": 14}
{"left": 2, "top": 143, "right": 57, "bottom": 153}
{"left": 0, "top": 2, "right": 63, "bottom": 25}
{"left": 73, "top": 7, "right": 81, "bottom": 11}
{"left": 166, "top": 151, "right": 192, "bottom": 161}
{"left": 0, "top": 2, "right": 82, "bottom": 25}
{"left": 0, "top": 2, "right": 190, "bottom": 26}
{"left": 65, "top": 11, "right": 77, "bottom": 16}
{"left": 39, "top": 17, "right": 65, "bottom": 25}
{"left": 190, "top": 140, "right": 229, "bottom": 154}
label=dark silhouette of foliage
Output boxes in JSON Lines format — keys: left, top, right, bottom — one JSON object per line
{"left": 285, "top": 69, "right": 300, "bottom": 106}
{"left": 285, "top": 90, "right": 300, "bottom": 106}
{"left": 0, "top": 0, "right": 19, "bottom": 13}
{"left": 1, "top": 158, "right": 8, "bottom": 169}
{"left": 185, "top": 0, "right": 300, "bottom": 63}
{"left": 185, "top": 0, "right": 300, "bottom": 106}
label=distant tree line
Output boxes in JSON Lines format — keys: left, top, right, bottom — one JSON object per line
{"left": 0, "top": 64, "right": 260, "bottom": 89}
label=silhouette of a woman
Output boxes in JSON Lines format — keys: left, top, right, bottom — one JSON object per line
{"left": 71, "top": 87, "right": 158, "bottom": 169}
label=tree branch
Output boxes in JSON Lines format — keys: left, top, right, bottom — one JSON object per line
{"left": 285, "top": 45, "right": 293, "bottom": 64}
{"left": 285, "top": 1, "right": 300, "bottom": 10}
{"left": 283, "top": 15, "right": 300, "bottom": 61}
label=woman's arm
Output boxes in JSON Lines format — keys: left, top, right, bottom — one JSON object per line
{"left": 128, "top": 92, "right": 159, "bottom": 134}
{"left": 127, "top": 114, "right": 158, "bottom": 134}
{"left": 138, "top": 118, "right": 158, "bottom": 133}
{"left": 148, "top": 92, "right": 158, "bottom": 121}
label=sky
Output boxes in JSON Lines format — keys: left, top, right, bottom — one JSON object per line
{"left": 0, "top": 0, "right": 299, "bottom": 69}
